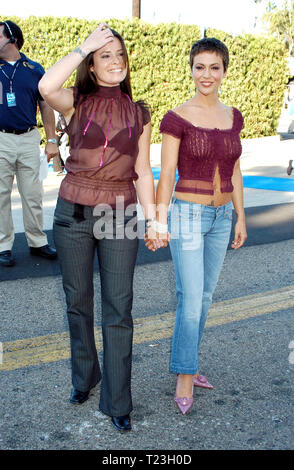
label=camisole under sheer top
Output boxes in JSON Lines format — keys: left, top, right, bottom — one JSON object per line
{"left": 159, "top": 107, "right": 244, "bottom": 195}
{"left": 59, "top": 85, "right": 150, "bottom": 207}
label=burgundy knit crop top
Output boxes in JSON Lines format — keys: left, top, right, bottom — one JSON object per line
{"left": 59, "top": 85, "right": 150, "bottom": 208}
{"left": 160, "top": 107, "right": 244, "bottom": 195}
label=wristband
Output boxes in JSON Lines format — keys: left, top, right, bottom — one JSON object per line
{"left": 151, "top": 220, "right": 168, "bottom": 234}
{"left": 73, "top": 46, "right": 87, "bottom": 59}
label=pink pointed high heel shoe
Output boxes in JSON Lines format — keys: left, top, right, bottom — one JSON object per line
{"left": 174, "top": 375, "right": 194, "bottom": 415}
{"left": 193, "top": 374, "right": 213, "bottom": 389}
{"left": 174, "top": 395, "right": 193, "bottom": 415}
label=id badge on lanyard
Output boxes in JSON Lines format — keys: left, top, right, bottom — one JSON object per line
{"left": 6, "top": 92, "right": 16, "bottom": 107}
{"left": 1, "top": 61, "right": 20, "bottom": 108}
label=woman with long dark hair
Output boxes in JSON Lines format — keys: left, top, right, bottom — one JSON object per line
{"left": 39, "top": 24, "right": 155, "bottom": 431}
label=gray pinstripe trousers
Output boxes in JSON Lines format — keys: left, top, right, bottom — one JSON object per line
{"left": 53, "top": 197, "right": 138, "bottom": 417}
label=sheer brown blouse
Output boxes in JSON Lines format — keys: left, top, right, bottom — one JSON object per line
{"left": 59, "top": 85, "right": 150, "bottom": 207}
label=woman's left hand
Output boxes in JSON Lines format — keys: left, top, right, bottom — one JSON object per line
{"left": 231, "top": 219, "right": 247, "bottom": 250}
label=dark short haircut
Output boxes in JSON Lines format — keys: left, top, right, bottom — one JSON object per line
{"left": 0, "top": 20, "right": 24, "bottom": 50}
{"left": 189, "top": 37, "right": 229, "bottom": 72}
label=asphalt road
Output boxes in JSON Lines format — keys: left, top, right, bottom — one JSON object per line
{"left": 1, "top": 232, "right": 294, "bottom": 454}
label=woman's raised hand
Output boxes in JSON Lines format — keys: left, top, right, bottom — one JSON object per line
{"left": 82, "top": 23, "right": 114, "bottom": 55}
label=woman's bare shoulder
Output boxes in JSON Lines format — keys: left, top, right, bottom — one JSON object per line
{"left": 173, "top": 98, "right": 194, "bottom": 111}
{"left": 172, "top": 99, "right": 202, "bottom": 121}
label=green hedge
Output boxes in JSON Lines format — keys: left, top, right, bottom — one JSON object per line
{"left": 0, "top": 16, "right": 289, "bottom": 142}
{"left": 206, "top": 28, "right": 289, "bottom": 138}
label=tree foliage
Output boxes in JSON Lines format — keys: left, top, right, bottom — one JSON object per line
{"left": 0, "top": 15, "right": 289, "bottom": 141}
{"left": 207, "top": 28, "right": 288, "bottom": 138}
{"left": 263, "top": 0, "right": 294, "bottom": 56}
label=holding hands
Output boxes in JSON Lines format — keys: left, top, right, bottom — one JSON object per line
{"left": 145, "top": 217, "right": 247, "bottom": 252}
{"left": 144, "top": 220, "right": 170, "bottom": 252}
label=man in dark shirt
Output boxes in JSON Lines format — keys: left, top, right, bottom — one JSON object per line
{"left": 0, "top": 20, "right": 58, "bottom": 267}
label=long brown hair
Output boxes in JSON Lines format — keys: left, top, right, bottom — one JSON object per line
{"left": 75, "top": 29, "right": 132, "bottom": 99}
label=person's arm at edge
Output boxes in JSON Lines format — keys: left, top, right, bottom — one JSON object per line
{"left": 38, "top": 99, "right": 59, "bottom": 161}
{"left": 231, "top": 159, "right": 247, "bottom": 250}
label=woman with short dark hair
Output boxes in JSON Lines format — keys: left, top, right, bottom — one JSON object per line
{"left": 153, "top": 37, "right": 247, "bottom": 414}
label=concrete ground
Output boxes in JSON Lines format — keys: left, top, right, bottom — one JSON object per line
{"left": 1, "top": 135, "right": 294, "bottom": 454}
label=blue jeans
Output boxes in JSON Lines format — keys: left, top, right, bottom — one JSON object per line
{"left": 168, "top": 198, "right": 233, "bottom": 374}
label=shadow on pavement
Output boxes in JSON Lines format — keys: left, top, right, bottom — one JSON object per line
{"left": 1, "top": 203, "right": 293, "bottom": 282}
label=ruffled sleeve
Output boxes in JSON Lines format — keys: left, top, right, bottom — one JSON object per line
{"left": 160, "top": 111, "right": 183, "bottom": 139}
{"left": 141, "top": 104, "right": 151, "bottom": 126}
{"left": 233, "top": 107, "right": 244, "bottom": 133}
{"left": 136, "top": 102, "right": 151, "bottom": 127}
{"left": 135, "top": 102, "right": 151, "bottom": 137}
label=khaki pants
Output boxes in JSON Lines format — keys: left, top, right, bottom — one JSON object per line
{"left": 0, "top": 128, "right": 48, "bottom": 251}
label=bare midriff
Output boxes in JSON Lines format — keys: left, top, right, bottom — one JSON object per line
{"left": 174, "top": 166, "right": 232, "bottom": 207}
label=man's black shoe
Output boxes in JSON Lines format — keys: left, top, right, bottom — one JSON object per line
{"left": 69, "top": 388, "right": 90, "bottom": 404}
{"left": 0, "top": 250, "right": 15, "bottom": 267}
{"left": 30, "top": 244, "right": 57, "bottom": 260}
{"left": 111, "top": 415, "right": 132, "bottom": 432}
